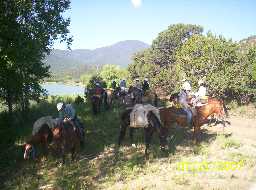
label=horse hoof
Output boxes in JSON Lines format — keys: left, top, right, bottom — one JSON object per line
{"left": 132, "top": 144, "right": 136, "bottom": 148}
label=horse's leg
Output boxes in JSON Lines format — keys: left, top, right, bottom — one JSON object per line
{"left": 61, "top": 143, "right": 65, "bottom": 164}
{"left": 159, "top": 126, "right": 169, "bottom": 150}
{"left": 118, "top": 123, "right": 128, "bottom": 146}
{"left": 192, "top": 118, "right": 200, "bottom": 144}
{"left": 42, "top": 136, "right": 49, "bottom": 158}
{"left": 144, "top": 127, "right": 154, "bottom": 159}
{"left": 129, "top": 128, "right": 135, "bottom": 147}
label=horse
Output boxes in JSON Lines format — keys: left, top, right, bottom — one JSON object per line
{"left": 142, "top": 90, "right": 158, "bottom": 106}
{"left": 51, "top": 121, "right": 80, "bottom": 163}
{"left": 91, "top": 95, "right": 102, "bottom": 114}
{"left": 128, "top": 86, "right": 143, "bottom": 105}
{"left": 118, "top": 107, "right": 162, "bottom": 158}
{"left": 24, "top": 117, "right": 81, "bottom": 162}
{"left": 24, "top": 123, "right": 53, "bottom": 160}
{"left": 114, "top": 86, "right": 129, "bottom": 105}
{"left": 24, "top": 116, "right": 57, "bottom": 160}
{"left": 103, "top": 89, "right": 113, "bottom": 110}
{"left": 159, "top": 97, "right": 229, "bottom": 147}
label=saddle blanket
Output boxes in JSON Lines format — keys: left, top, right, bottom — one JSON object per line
{"left": 32, "top": 116, "right": 57, "bottom": 135}
{"left": 130, "top": 104, "right": 161, "bottom": 128}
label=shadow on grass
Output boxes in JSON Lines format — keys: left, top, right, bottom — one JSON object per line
{"left": 0, "top": 96, "right": 220, "bottom": 189}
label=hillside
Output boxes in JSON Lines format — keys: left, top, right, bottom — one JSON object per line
{"left": 44, "top": 40, "right": 149, "bottom": 79}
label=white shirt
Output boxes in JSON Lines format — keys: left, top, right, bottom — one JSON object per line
{"left": 195, "top": 86, "right": 207, "bottom": 97}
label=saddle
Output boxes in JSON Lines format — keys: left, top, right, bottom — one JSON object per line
{"left": 171, "top": 107, "right": 197, "bottom": 117}
{"left": 195, "top": 96, "right": 209, "bottom": 107}
{"left": 130, "top": 104, "right": 160, "bottom": 128}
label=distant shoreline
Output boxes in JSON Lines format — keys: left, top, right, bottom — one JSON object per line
{"left": 43, "top": 81, "right": 84, "bottom": 87}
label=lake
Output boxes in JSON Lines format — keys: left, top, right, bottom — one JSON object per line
{"left": 42, "top": 83, "right": 85, "bottom": 96}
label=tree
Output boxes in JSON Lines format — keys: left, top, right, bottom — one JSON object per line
{"left": 129, "top": 24, "right": 203, "bottom": 94}
{"left": 99, "top": 64, "right": 128, "bottom": 88}
{"left": 175, "top": 34, "right": 253, "bottom": 100}
{"left": 0, "top": 0, "right": 72, "bottom": 114}
{"left": 151, "top": 23, "right": 203, "bottom": 66}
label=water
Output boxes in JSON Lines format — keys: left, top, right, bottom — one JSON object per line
{"left": 42, "top": 83, "right": 85, "bottom": 96}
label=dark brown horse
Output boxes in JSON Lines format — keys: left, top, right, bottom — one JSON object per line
{"left": 118, "top": 108, "right": 162, "bottom": 158}
{"left": 51, "top": 121, "right": 80, "bottom": 163}
{"left": 91, "top": 95, "right": 102, "bottom": 114}
{"left": 159, "top": 97, "right": 229, "bottom": 147}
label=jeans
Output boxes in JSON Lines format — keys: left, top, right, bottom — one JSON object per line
{"left": 184, "top": 108, "right": 192, "bottom": 127}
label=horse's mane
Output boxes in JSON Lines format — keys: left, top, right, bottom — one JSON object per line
{"left": 147, "top": 111, "right": 161, "bottom": 129}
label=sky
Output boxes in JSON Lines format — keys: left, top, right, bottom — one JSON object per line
{"left": 54, "top": 0, "right": 256, "bottom": 50}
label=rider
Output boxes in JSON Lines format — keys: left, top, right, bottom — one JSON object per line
{"left": 135, "top": 78, "right": 142, "bottom": 90}
{"left": 178, "top": 80, "right": 193, "bottom": 127}
{"left": 119, "top": 79, "right": 127, "bottom": 95}
{"left": 142, "top": 78, "right": 150, "bottom": 94}
{"left": 95, "top": 82, "right": 104, "bottom": 96}
{"left": 111, "top": 80, "right": 117, "bottom": 90}
{"left": 193, "top": 79, "right": 207, "bottom": 106}
{"left": 56, "top": 102, "right": 85, "bottom": 140}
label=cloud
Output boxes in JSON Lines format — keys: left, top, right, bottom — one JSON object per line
{"left": 131, "top": 0, "right": 142, "bottom": 8}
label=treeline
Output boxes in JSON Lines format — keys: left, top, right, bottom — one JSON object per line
{"left": 80, "top": 64, "right": 128, "bottom": 88}
{"left": 128, "top": 24, "right": 256, "bottom": 102}
{"left": 0, "top": 1, "right": 72, "bottom": 115}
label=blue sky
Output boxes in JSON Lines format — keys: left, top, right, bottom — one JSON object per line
{"left": 55, "top": 0, "right": 256, "bottom": 50}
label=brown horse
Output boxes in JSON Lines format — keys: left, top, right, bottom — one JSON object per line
{"left": 91, "top": 95, "right": 102, "bottom": 114}
{"left": 159, "top": 97, "right": 229, "bottom": 147}
{"left": 24, "top": 123, "right": 53, "bottom": 160}
{"left": 51, "top": 121, "right": 80, "bottom": 163}
{"left": 103, "top": 89, "right": 113, "bottom": 109}
{"left": 193, "top": 97, "right": 229, "bottom": 141}
{"left": 24, "top": 120, "right": 80, "bottom": 163}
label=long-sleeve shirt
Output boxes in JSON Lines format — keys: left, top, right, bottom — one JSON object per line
{"left": 120, "top": 81, "right": 126, "bottom": 88}
{"left": 178, "top": 90, "right": 189, "bottom": 108}
{"left": 194, "top": 86, "right": 207, "bottom": 98}
{"left": 59, "top": 104, "right": 76, "bottom": 120}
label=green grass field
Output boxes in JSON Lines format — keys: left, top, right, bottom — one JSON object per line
{"left": 1, "top": 97, "right": 256, "bottom": 190}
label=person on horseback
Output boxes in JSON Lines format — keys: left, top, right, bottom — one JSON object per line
{"left": 95, "top": 82, "right": 104, "bottom": 96}
{"left": 135, "top": 78, "right": 142, "bottom": 90}
{"left": 111, "top": 80, "right": 117, "bottom": 90}
{"left": 142, "top": 78, "right": 150, "bottom": 95}
{"left": 178, "top": 80, "right": 193, "bottom": 127}
{"left": 56, "top": 102, "right": 85, "bottom": 142}
{"left": 119, "top": 79, "right": 127, "bottom": 96}
{"left": 120, "top": 79, "right": 126, "bottom": 89}
{"left": 192, "top": 79, "right": 207, "bottom": 106}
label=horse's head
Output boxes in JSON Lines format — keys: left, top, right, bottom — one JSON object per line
{"left": 23, "top": 143, "right": 36, "bottom": 160}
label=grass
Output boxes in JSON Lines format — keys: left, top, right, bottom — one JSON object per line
{"left": 216, "top": 135, "right": 241, "bottom": 149}
{"left": 1, "top": 97, "right": 256, "bottom": 190}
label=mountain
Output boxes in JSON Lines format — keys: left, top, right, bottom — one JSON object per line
{"left": 44, "top": 40, "right": 149, "bottom": 79}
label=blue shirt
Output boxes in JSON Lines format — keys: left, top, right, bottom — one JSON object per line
{"left": 59, "top": 104, "right": 76, "bottom": 120}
